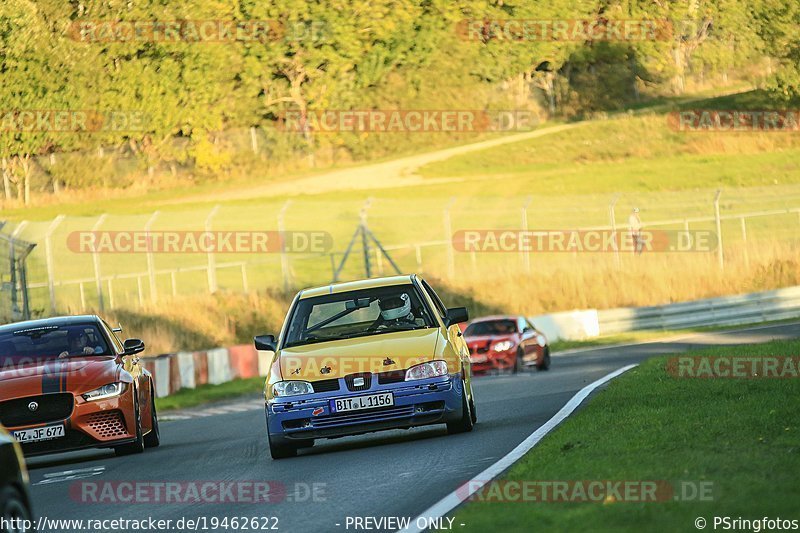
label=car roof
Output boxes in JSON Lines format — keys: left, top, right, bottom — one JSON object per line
{"left": 0, "top": 315, "right": 102, "bottom": 334}
{"left": 469, "top": 315, "right": 522, "bottom": 323}
{"left": 298, "top": 274, "right": 417, "bottom": 300}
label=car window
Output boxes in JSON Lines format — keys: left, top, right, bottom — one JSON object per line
{"left": 284, "top": 284, "right": 435, "bottom": 348}
{"left": 0, "top": 323, "right": 112, "bottom": 365}
{"left": 464, "top": 320, "right": 518, "bottom": 336}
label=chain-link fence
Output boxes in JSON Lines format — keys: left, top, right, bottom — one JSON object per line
{"left": 5, "top": 187, "right": 800, "bottom": 316}
{"left": 0, "top": 223, "right": 37, "bottom": 322}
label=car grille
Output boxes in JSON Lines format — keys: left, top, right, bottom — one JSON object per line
{"left": 311, "top": 379, "right": 340, "bottom": 393}
{"left": 311, "top": 405, "right": 415, "bottom": 428}
{"left": 86, "top": 410, "right": 127, "bottom": 438}
{"left": 344, "top": 372, "right": 372, "bottom": 392}
{"left": 0, "top": 393, "right": 74, "bottom": 427}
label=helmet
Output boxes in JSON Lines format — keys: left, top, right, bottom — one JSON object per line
{"left": 379, "top": 293, "right": 412, "bottom": 321}
{"left": 633, "top": 207, "right": 640, "bottom": 213}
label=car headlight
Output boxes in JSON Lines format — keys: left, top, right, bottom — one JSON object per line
{"left": 82, "top": 382, "right": 126, "bottom": 401}
{"left": 273, "top": 381, "right": 314, "bottom": 397}
{"left": 535, "top": 334, "right": 547, "bottom": 347}
{"left": 492, "top": 340, "right": 514, "bottom": 352}
{"left": 405, "top": 361, "right": 448, "bottom": 381}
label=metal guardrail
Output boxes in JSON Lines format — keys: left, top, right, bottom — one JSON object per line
{"left": 597, "top": 286, "right": 800, "bottom": 334}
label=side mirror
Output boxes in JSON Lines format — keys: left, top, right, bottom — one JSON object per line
{"left": 123, "top": 338, "right": 145, "bottom": 355}
{"left": 254, "top": 334, "right": 277, "bottom": 352}
{"left": 444, "top": 307, "right": 469, "bottom": 327}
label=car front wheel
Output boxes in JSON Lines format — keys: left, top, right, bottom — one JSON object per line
{"left": 0, "top": 486, "right": 32, "bottom": 533}
{"left": 447, "top": 383, "right": 474, "bottom": 435}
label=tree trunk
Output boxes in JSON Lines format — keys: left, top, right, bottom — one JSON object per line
{"left": 21, "top": 155, "right": 31, "bottom": 205}
{"left": 1, "top": 157, "right": 12, "bottom": 200}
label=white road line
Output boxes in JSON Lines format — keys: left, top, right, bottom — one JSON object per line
{"left": 35, "top": 466, "right": 106, "bottom": 485}
{"left": 398, "top": 364, "right": 638, "bottom": 533}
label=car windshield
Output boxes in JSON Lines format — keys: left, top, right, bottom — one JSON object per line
{"left": 0, "top": 324, "right": 112, "bottom": 368}
{"left": 283, "top": 284, "right": 435, "bottom": 348}
{"left": 464, "top": 320, "right": 518, "bottom": 336}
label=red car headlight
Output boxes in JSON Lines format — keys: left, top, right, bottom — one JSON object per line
{"left": 491, "top": 340, "right": 514, "bottom": 352}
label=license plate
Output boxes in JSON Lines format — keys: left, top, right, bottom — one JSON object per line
{"left": 331, "top": 393, "right": 394, "bottom": 413}
{"left": 12, "top": 424, "right": 65, "bottom": 443}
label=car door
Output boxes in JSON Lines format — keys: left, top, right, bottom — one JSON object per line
{"left": 419, "top": 278, "right": 470, "bottom": 372}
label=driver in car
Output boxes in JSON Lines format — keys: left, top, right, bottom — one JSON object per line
{"left": 58, "top": 329, "right": 99, "bottom": 358}
{"left": 373, "top": 293, "right": 418, "bottom": 329}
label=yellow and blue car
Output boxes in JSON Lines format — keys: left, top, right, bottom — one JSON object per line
{"left": 254, "top": 274, "right": 475, "bottom": 459}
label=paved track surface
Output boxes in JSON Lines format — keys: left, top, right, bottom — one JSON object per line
{"left": 27, "top": 323, "right": 800, "bottom": 532}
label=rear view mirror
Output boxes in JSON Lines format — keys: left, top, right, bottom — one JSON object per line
{"left": 444, "top": 307, "right": 469, "bottom": 326}
{"left": 345, "top": 298, "right": 371, "bottom": 310}
{"left": 123, "top": 338, "right": 145, "bottom": 355}
{"left": 254, "top": 334, "right": 277, "bottom": 352}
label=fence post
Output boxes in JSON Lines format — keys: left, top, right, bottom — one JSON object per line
{"left": 241, "top": 264, "right": 249, "bottom": 294}
{"left": 170, "top": 271, "right": 178, "bottom": 297}
{"left": 415, "top": 245, "right": 423, "bottom": 273}
{"left": 443, "top": 197, "right": 456, "bottom": 279}
{"left": 144, "top": 211, "right": 160, "bottom": 303}
{"left": 91, "top": 214, "right": 108, "bottom": 311}
{"left": 521, "top": 196, "right": 532, "bottom": 272}
{"left": 79, "top": 282, "right": 86, "bottom": 312}
{"left": 740, "top": 216, "right": 749, "bottom": 268}
{"left": 107, "top": 279, "right": 115, "bottom": 309}
{"left": 277, "top": 200, "right": 292, "bottom": 291}
{"left": 44, "top": 215, "right": 65, "bottom": 314}
{"left": 205, "top": 205, "right": 220, "bottom": 293}
{"left": 609, "top": 195, "right": 620, "bottom": 268}
{"left": 714, "top": 190, "right": 724, "bottom": 270}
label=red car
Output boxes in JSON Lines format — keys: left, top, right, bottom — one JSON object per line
{"left": 463, "top": 315, "right": 550, "bottom": 373}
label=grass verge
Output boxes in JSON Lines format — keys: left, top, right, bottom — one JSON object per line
{"left": 455, "top": 340, "right": 800, "bottom": 531}
{"left": 155, "top": 376, "right": 264, "bottom": 412}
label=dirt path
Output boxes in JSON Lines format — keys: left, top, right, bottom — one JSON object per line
{"left": 177, "top": 122, "right": 585, "bottom": 204}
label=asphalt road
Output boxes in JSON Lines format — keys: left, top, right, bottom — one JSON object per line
{"left": 26, "top": 322, "right": 800, "bottom": 533}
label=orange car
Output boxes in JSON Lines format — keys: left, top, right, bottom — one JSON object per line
{"left": 0, "top": 315, "right": 159, "bottom": 457}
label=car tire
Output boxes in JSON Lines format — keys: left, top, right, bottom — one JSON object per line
{"left": 447, "top": 383, "right": 474, "bottom": 435}
{"left": 144, "top": 383, "right": 160, "bottom": 448}
{"left": 115, "top": 398, "right": 145, "bottom": 456}
{"left": 0, "top": 486, "right": 32, "bottom": 533}
{"left": 268, "top": 431, "right": 297, "bottom": 459}
{"left": 537, "top": 347, "right": 551, "bottom": 371}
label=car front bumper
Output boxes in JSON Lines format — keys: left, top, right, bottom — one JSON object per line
{"left": 266, "top": 374, "right": 465, "bottom": 441}
{"left": 7, "top": 386, "right": 139, "bottom": 457}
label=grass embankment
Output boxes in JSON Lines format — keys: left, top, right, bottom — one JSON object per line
{"left": 155, "top": 376, "right": 264, "bottom": 412}
{"left": 455, "top": 340, "right": 800, "bottom": 531}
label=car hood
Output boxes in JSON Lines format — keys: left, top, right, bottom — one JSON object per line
{"left": 465, "top": 334, "right": 516, "bottom": 347}
{"left": 278, "top": 327, "right": 442, "bottom": 381}
{"left": 0, "top": 356, "right": 120, "bottom": 400}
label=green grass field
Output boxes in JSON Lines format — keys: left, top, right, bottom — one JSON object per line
{"left": 155, "top": 376, "right": 264, "bottom": 412}
{"left": 455, "top": 340, "right": 800, "bottom": 532}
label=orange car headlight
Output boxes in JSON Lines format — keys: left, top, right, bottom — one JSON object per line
{"left": 82, "top": 382, "right": 127, "bottom": 401}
